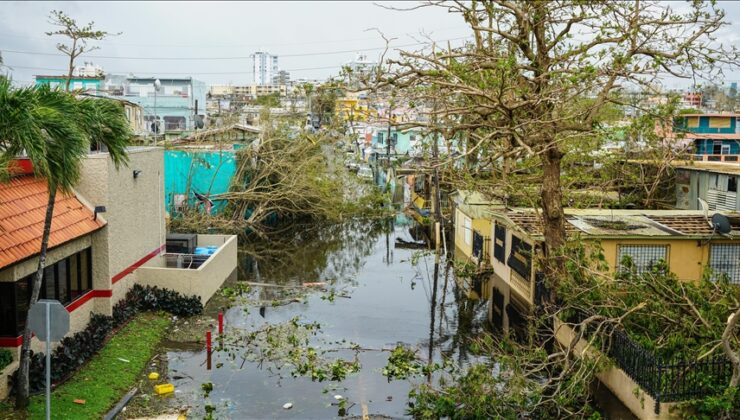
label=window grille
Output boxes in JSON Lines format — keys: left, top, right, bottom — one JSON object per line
{"left": 710, "top": 244, "right": 740, "bottom": 284}
{"left": 617, "top": 245, "right": 668, "bottom": 274}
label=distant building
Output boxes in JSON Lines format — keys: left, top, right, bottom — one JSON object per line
{"left": 672, "top": 113, "right": 740, "bottom": 163}
{"left": 107, "top": 76, "right": 207, "bottom": 134}
{"left": 345, "top": 53, "right": 377, "bottom": 75}
{"left": 252, "top": 51, "right": 278, "bottom": 86}
{"left": 274, "top": 70, "right": 290, "bottom": 86}
{"left": 35, "top": 61, "right": 106, "bottom": 93}
{"left": 674, "top": 162, "right": 740, "bottom": 211}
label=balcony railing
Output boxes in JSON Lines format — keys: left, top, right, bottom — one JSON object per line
{"left": 694, "top": 154, "right": 740, "bottom": 162}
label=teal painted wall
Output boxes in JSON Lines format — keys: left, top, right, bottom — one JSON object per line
{"left": 164, "top": 149, "right": 237, "bottom": 214}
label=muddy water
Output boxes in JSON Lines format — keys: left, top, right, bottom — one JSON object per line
{"left": 156, "top": 216, "right": 489, "bottom": 419}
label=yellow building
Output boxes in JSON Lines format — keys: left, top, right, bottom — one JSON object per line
{"left": 335, "top": 97, "right": 376, "bottom": 123}
{"left": 451, "top": 190, "right": 504, "bottom": 300}
{"left": 484, "top": 208, "right": 740, "bottom": 330}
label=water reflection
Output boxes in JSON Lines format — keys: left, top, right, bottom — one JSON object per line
{"left": 160, "top": 215, "right": 490, "bottom": 419}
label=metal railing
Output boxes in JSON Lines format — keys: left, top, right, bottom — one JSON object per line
{"left": 568, "top": 310, "right": 733, "bottom": 413}
{"left": 694, "top": 153, "right": 740, "bottom": 162}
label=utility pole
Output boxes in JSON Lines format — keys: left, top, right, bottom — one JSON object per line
{"left": 386, "top": 99, "right": 393, "bottom": 168}
{"left": 431, "top": 95, "right": 442, "bottom": 258}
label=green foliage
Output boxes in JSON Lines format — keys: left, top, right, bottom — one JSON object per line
{"left": 382, "top": 345, "right": 421, "bottom": 380}
{"left": 679, "top": 386, "right": 740, "bottom": 420}
{"left": 0, "top": 348, "right": 12, "bottom": 371}
{"left": 255, "top": 93, "right": 281, "bottom": 108}
{"left": 560, "top": 243, "right": 738, "bottom": 361}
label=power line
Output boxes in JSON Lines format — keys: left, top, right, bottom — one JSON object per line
{"left": 8, "top": 64, "right": 344, "bottom": 76}
{"left": 0, "top": 26, "right": 466, "bottom": 49}
{"left": 0, "top": 37, "right": 469, "bottom": 61}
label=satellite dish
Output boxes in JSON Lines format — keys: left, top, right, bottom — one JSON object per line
{"left": 711, "top": 213, "right": 732, "bottom": 235}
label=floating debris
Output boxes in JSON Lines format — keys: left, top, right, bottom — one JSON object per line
{"left": 283, "top": 402, "right": 293, "bottom": 409}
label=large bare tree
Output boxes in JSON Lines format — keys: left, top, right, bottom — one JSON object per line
{"left": 378, "top": 0, "right": 737, "bottom": 284}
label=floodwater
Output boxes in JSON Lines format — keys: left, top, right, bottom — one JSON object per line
{"left": 156, "top": 215, "right": 490, "bottom": 419}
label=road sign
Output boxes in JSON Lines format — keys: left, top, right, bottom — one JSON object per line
{"left": 28, "top": 299, "right": 70, "bottom": 420}
{"left": 28, "top": 299, "right": 69, "bottom": 342}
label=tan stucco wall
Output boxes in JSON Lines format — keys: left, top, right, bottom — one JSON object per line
{"left": 554, "top": 319, "right": 678, "bottom": 420}
{"left": 136, "top": 234, "right": 237, "bottom": 304}
{"left": 0, "top": 236, "right": 92, "bottom": 283}
{"left": 77, "top": 147, "right": 166, "bottom": 307}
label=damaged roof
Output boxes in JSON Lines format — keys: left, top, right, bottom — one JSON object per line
{"left": 495, "top": 208, "right": 740, "bottom": 240}
{"left": 0, "top": 176, "right": 106, "bottom": 270}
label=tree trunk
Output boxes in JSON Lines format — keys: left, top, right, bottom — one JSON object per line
{"left": 540, "top": 144, "right": 566, "bottom": 288}
{"left": 722, "top": 307, "right": 740, "bottom": 387}
{"left": 16, "top": 186, "right": 57, "bottom": 408}
{"left": 65, "top": 39, "right": 77, "bottom": 92}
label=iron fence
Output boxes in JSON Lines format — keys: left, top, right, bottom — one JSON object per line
{"left": 567, "top": 310, "right": 732, "bottom": 413}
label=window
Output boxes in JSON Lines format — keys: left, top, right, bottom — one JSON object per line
{"left": 463, "top": 217, "right": 472, "bottom": 245}
{"left": 507, "top": 235, "right": 532, "bottom": 279}
{"left": 617, "top": 245, "right": 668, "bottom": 274}
{"left": 710, "top": 244, "right": 740, "bottom": 284}
{"left": 729, "top": 177, "right": 737, "bottom": 193}
{"left": 713, "top": 141, "right": 723, "bottom": 155}
{"left": 377, "top": 132, "right": 384, "bottom": 145}
{"left": 494, "top": 224, "right": 506, "bottom": 262}
{"left": 722, "top": 144, "right": 731, "bottom": 155}
{"left": 0, "top": 247, "right": 92, "bottom": 337}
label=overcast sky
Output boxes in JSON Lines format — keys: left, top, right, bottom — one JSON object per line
{"left": 2, "top": 1, "right": 740, "bottom": 88}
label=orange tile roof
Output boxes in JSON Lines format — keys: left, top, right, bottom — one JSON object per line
{"left": 0, "top": 176, "right": 105, "bottom": 270}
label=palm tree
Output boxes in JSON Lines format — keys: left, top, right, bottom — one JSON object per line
{"left": 0, "top": 77, "right": 131, "bottom": 408}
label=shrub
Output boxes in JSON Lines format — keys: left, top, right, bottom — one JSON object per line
{"left": 14, "top": 285, "right": 203, "bottom": 393}
{"left": 0, "top": 348, "right": 13, "bottom": 371}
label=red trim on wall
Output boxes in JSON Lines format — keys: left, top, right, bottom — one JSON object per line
{"left": 111, "top": 244, "right": 165, "bottom": 284}
{"left": 0, "top": 289, "right": 112, "bottom": 348}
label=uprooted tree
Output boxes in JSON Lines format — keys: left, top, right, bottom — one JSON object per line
{"left": 377, "top": 0, "right": 738, "bottom": 286}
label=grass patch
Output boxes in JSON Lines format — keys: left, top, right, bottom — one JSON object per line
{"left": 23, "top": 312, "right": 170, "bottom": 419}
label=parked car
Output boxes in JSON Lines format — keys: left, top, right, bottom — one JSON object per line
{"left": 357, "top": 166, "right": 373, "bottom": 180}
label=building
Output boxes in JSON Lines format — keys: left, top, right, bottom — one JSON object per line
{"left": 478, "top": 208, "right": 740, "bottom": 332}
{"left": 0, "top": 147, "right": 237, "bottom": 398}
{"left": 672, "top": 113, "right": 740, "bottom": 162}
{"left": 35, "top": 74, "right": 105, "bottom": 93}
{"left": 108, "top": 76, "right": 208, "bottom": 134}
{"left": 252, "top": 51, "right": 278, "bottom": 86}
{"left": 79, "top": 93, "right": 148, "bottom": 137}
{"left": 274, "top": 70, "right": 290, "bottom": 86}
{"left": 674, "top": 162, "right": 740, "bottom": 211}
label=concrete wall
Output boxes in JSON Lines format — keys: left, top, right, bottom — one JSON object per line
{"left": 77, "top": 147, "right": 166, "bottom": 309}
{"left": 136, "top": 234, "right": 237, "bottom": 304}
{"left": 554, "top": 319, "right": 678, "bottom": 420}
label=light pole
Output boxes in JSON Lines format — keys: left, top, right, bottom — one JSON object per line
{"left": 154, "top": 78, "right": 161, "bottom": 145}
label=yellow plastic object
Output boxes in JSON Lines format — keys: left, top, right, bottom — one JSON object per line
{"left": 154, "top": 383, "right": 175, "bottom": 395}
{"left": 148, "top": 372, "right": 160, "bottom": 380}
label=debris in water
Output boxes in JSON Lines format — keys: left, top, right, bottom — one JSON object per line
{"left": 334, "top": 395, "right": 344, "bottom": 400}
{"left": 303, "top": 282, "right": 326, "bottom": 287}
{"left": 283, "top": 402, "right": 293, "bottom": 409}
{"left": 259, "top": 306, "right": 266, "bottom": 318}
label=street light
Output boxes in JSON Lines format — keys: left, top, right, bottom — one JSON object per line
{"left": 154, "top": 78, "right": 161, "bottom": 145}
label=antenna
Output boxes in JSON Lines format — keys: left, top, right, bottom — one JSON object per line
{"left": 698, "top": 198, "right": 711, "bottom": 228}
{"left": 711, "top": 213, "right": 732, "bottom": 235}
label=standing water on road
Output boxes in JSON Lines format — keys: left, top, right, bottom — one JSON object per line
{"left": 136, "top": 215, "right": 490, "bottom": 419}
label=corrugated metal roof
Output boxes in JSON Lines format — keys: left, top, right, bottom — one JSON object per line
{"left": 0, "top": 176, "right": 105, "bottom": 270}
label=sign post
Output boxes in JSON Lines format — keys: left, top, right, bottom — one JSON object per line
{"left": 28, "top": 300, "right": 70, "bottom": 420}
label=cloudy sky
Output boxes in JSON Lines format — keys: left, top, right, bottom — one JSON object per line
{"left": 2, "top": 1, "right": 740, "bottom": 88}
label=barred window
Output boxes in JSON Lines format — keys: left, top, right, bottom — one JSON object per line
{"left": 617, "top": 245, "right": 668, "bottom": 274}
{"left": 710, "top": 244, "right": 740, "bottom": 284}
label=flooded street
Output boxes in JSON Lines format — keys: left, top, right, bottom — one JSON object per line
{"left": 150, "top": 215, "right": 489, "bottom": 419}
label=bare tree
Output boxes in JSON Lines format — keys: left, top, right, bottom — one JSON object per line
{"left": 46, "top": 10, "right": 119, "bottom": 91}
{"left": 377, "top": 0, "right": 737, "bottom": 285}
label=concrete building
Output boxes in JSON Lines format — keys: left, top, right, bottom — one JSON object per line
{"left": 252, "top": 51, "right": 278, "bottom": 86}
{"left": 35, "top": 75, "right": 105, "bottom": 93}
{"left": 671, "top": 113, "right": 740, "bottom": 162}
{"left": 674, "top": 162, "right": 740, "bottom": 211}
{"left": 0, "top": 147, "right": 237, "bottom": 398}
